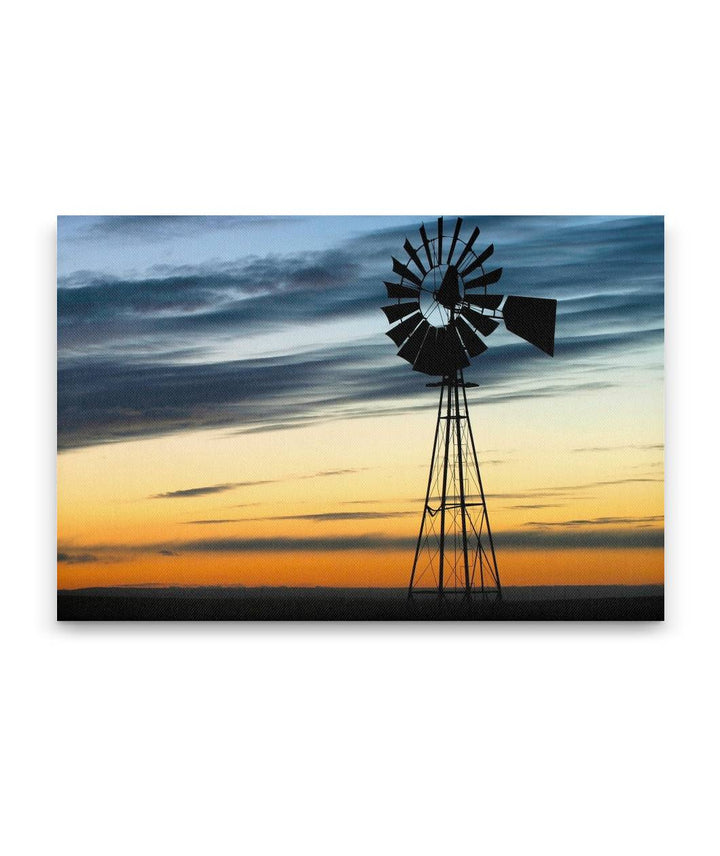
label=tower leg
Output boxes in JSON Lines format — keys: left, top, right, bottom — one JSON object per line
{"left": 408, "top": 381, "right": 445, "bottom": 597}
{"left": 461, "top": 376, "right": 501, "bottom": 597}
{"left": 437, "top": 374, "right": 453, "bottom": 597}
{"left": 454, "top": 375, "right": 471, "bottom": 598}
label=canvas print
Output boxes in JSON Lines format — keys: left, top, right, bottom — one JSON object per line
{"left": 57, "top": 216, "right": 664, "bottom": 620}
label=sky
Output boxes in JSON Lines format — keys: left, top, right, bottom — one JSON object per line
{"left": 57, "top": 215, "right": 664, "bottom": 589}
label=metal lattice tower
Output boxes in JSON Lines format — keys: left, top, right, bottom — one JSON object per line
{"left": 409, "top": 368, "right": 500, "bottom": 598}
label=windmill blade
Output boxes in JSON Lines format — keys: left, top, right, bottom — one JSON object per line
{"left": 459, "top": 244, "right": 494, "bottom": 278}
{"left": 503, "top": 295, "right": 557, "bottom": 356}
{"left": 455, "top": 317, "right": 488, "bottom": 357}
{"left": 385, "top": 311, "right": 423, "bottom": 346}
{"left": 464, "top": 268, "right": 503, "bottom": 290}
{"left": 403, "top": 238, "right": 427, "bottom": 277}
{"left": 464, "top": 293, "right": 503, "bottom": 310}
{"left": 413, "top": 328, "right": 442, "bottom": 375}
{"left": 382, "top": 301, "right": 420, "bottom": 324}
{"left": 451, "top": 326, "right": 471, "bottom": 366}
{"left": 419, "top": 224, "right": 434, "bottom": 269}
{"left": 397, "top": 319, "right": 430, "bottom": 364}
{"left": 385, "top": 281, "right": 420, "bottom": 300}
{"left": 392, "top": 257, "right": 422, "bottom": 287}
{"left": 437, "top": 326, "right": 470, "bottom": 371}
{"left": 445, "top": 217, "right": 463, "bottom": 265}
{"left": 412, "top": 327, "right": 436, "bottom": 375}
{"left": 461, "top": 306, "right": 500, "bottom": 337}
{"left": 432, "top": 327, "right": 451, "bottom": 374}
{"left": 454, "top": 226, "right": 480, "bottom": 270}
{"left": 436, "top": 265, "right": 460, "bottom": 309}
{"left": 436, "top": 217, "right": 443, "bottom": 265}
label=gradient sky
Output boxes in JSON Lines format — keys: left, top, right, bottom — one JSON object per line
{"left": 57, "top": 215, "right": 664, "bottom": 589}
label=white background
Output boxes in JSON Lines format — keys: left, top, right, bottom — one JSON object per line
{"left": 2, "top": 1, "right": 718, "bottom": 854}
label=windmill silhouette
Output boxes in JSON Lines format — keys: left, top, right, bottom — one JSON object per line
{"left": 382, "top": 217, "right": 557, "bottom": 599}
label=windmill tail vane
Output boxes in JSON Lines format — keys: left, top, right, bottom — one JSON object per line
{"left": 382, "top": 217, "right": 557, "bottom": 599}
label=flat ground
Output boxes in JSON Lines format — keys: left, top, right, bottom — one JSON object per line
{"left": 57, "top": 585, "right": 663, "bottom": 621}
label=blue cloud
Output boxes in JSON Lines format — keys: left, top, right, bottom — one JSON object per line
{"left": 57, "top": 215, "right": 663, "bottom": 449}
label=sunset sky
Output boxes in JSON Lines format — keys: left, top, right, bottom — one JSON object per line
{"left": 57, "top": 215, "right": 664, "bottom": 589}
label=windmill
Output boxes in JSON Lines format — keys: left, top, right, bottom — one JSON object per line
{"left": 382, "top": 217, "right": 557, "bottom": 599}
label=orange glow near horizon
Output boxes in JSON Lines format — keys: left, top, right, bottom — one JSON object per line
{"left": 57, "top": 384, "right": 664, "bottom": 591}
{"left": 57, "top": 547, "right": 663, "bottom": 591}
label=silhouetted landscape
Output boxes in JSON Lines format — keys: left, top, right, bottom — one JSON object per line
{"left": 57, "top": 584, "right": 663, "bottom": 621}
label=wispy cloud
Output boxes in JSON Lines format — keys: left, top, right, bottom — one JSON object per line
{"left": 492, "top": 529, "right": 664, "bottom": 550}
{"left": 151, "top": 469, "right": 368, "bottom": 500}
{"left": 310, "top": 469, "right": 358, "bottom": 478}
{"left": 58, "top": 248, "right": 362, "bottom": 326}
{"left": 559, "top": 478, "right": 662, "bottom": 489}
{"left": 58, "top": 524, "right": 665, "bottom": 561}
{"left": 487, "top": 476, "right": 662, "bottom": 502}
{"left": 525, "top": 515, "right": 664, "bottom": 529}
{"left": 57, "top": 551, "right": 98, "bottom": 564}
{"left": 244, "top": 511, "right": 416, "bottom": 523}
{"left": 183, "top": 511, "right": 414, "bottom": 524}
{"left": 151, "top": 481, "right": 272, "bottom": 499}
{"left": 572, "top": 444, "right": 664, "bottom": 453}
{"left": 505, "top": 503, "right": 565, "bottom": 510}
{"left": 66, "top": 215, "right": 303, "bottom": 242}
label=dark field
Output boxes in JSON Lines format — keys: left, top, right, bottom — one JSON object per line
{"left": 57, "top": 585, "right": 663, "bottom": 621}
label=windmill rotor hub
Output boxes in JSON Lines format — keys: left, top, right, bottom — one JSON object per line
{"left": 383, "top": 217, "right": 558, "bottom": 375}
